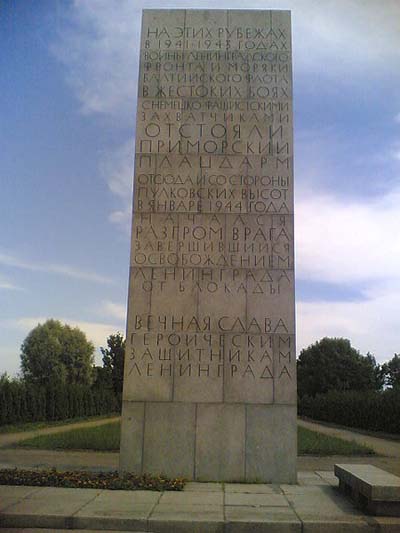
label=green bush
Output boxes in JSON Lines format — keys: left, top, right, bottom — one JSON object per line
{"left": 299, "top": 389, "right": 400, "bottom": 434}
{"left": 0, "top": 380, "right": 119, "bottom": 426}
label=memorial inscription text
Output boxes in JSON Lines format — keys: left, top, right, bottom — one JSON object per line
{"left": 123, "top": 10, "right": 295, "bottom": 406}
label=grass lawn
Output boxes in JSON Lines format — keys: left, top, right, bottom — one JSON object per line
{"left": 16, "top": 422, "right": 120, "bottom": 452}
{"left": 298, "top": 426, "right": 374, "bottom": 455}
{"left": 15, "top": 421, "right": 375, "bottom": 456}
{"left": 0, "top": 413, "right": 119, "bottom": 435}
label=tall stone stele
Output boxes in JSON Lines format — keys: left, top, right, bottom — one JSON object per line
{"left": 120, "top": 9, "right": 296, "bottom": 483}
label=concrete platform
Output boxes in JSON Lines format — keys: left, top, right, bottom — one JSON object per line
{"left": 1, "top": 472, "right": 400, "bottom": 532}
{"left": 335, "top": 464, "right": 400, "bottom": 516}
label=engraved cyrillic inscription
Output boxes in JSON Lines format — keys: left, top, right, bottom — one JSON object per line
{"left": 123, "top": 9, "right": 295, "bottom": 405}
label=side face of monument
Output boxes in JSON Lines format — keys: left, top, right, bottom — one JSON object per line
{"left": 120, "top": 9, "right": 296, "bottom": 483}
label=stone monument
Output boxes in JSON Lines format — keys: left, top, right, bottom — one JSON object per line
{"left": 120, "top": 9, "right": 296, "bottom": 483}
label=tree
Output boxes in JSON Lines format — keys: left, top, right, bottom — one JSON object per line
{"left": 20, "top": 319, "right": 95, "bottom": 387}
{"left": 365, "top": 352, "right": 386, "bottom": 391}
{"left": 382, "top": 354, "right": 400, "bottom": 389}
{"left": 297, "top": 337, "right": 382, "bottom": 398}
{"left": 100, "top": 332, "right": 125, "bottom": 399}
{"left": 92, "top": 365, "right": 113, "bottom": 390}
{"left": 0, "top": 372, "right": 10, "bottom": 385}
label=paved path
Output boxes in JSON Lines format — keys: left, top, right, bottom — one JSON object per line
{"left": 1, "top": 475, "right": 400, "bottom": 532}
{"left": 298, "top": 418, "right": 400, "bottom": 458}
{"left": 0, "top": 448, "right": 118, "bottom": 472}
{"left": 3, "top": 449, "right": 400, "bottom": 476}
{"left": 0, "top": 417, "right": 120, "bottom": 449}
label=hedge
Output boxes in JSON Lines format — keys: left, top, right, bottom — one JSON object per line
{"left": 299, "top": 389, "right": 400, "bottom": 434}
{"left": 0, "top": 381, "right": 119, "bottom": 426}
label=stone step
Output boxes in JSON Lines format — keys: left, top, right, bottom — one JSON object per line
{"left": 335, "top": 463, "right": 400, "bottom": 516}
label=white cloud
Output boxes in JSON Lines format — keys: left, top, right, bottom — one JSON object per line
{"left": 101, "top": 139, "right": 134, "bottom": 199}
{"left": 290, "top": 0, "right": 400, "bottom": 78}
{"left": 100, "top": 139, "right": 134, "bottom": 232}
{"left": 7, "top": 317, "right": 121, "bottom": 342}
{"left": 0, "top": 274, "right": 24, "bottom": 291}
{"left": 391, "top": 142, "right": 400, "bottom": 161}
{"left": 52, "top": 1, "right": 400, "bottom": 123}
{"left": 297, "top": 281, "right": 400, "bottom": 364}
{"left": 52, "top": 1, "right": 400, "bottom": 236}
{"left": 109, "top": 207, "right": 132, "bottom": 233}
{"left": 295, "top": 185, "right": 400, "bottom": 362}
{"left": 67, "top": 318, "right": 124, "bottom": 348}
{"left": 98, "top": 300, "right": 127, "bottom": 321}
{"left": 52, "top": 0, "right": 140, "bottom": 120}
{"left": 0, "top": 251, "right": 114, "bottom": 285}
{"left": 0, "top": 282, "right": 18, "bottom": 290}
{"left": 296, "top": 187, "right": 400, "bottom": 284}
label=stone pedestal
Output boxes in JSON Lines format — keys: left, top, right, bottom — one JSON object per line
{"left": 120, "top": 9, "right": 297, "bottom": 483}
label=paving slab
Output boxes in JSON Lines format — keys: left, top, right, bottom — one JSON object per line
{"left": 315, "top": 470, "right": 339, "bottom": 486}
{"left": 0, "top": 486, "right": 101, "bottom": 529}
{"left": 148, "top": 503, "right": 224, "bottom": 533}
{"left": 158, "top": 490, "right": 223, "bottom": 505}
{"left": 0, "top": 486, "right": 42, "bottom": 512}
{"left": 147, "top": 519, "right": 224, "bottom": 533}
{"left": 225, "top": 493, "right": 289, "bottom": 507}
{"left": 371, "top": 516, "right": 400, "bottom": 532}
{"left": 0, "top": 476, "right": 400, "bottom": 532}
{"left": 224, "top": 483, "right": 278, "bottom": 494}
{"left": 225, "top": 506, "right": 301, "bottom": 532}
{"left": 73, "top": 514, "right": 149, "bottom": 531}
{"left": 184, "top": 482, "right": 223, "bottom": 492}
{"left": 302, "top": 518, "right": 377, "bottom": 533}
{"left": 0, "top": 486, "right": 41, "bottom": 499}
{"left": 72, "top": 489, "right": 160, "bottom": 531}
{"left": 285, "top": 485, "right": 376, "bottom": 532}
{"left": 297, "top": 471, "right": 331, "bottom": 486}
{"left": 281, "top": 484, "right": 331, "bottom": 495}
{"left": 90, "top": 489, "right": 160, "bottom": 504}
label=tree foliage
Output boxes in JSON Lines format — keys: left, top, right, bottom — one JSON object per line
{"left": 100, "top": 332, "right": 125, "bottom": 399}
{"left": 297, "top": 337, "right": 383, "bottom": 398}
{"left": 365, "top": 352, "right": 386, "bottom": 391}
{"left": 299, "top": 389, "right": 400, "bottom": 434}
{"left": 20, "top": 319, "right": 95, "bottom": 387}
{"left": 0, "top": 380, "right": 118, "bottom": 425}
{"left": 382, "top": 353, "right": 400, "bottom": 389}
{"left": 92, "top": 365, "right": 113, "bottom": 390}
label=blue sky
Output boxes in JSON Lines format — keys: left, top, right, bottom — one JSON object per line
{"left": 1, "top": 0, "right": 400, "bottom": 376}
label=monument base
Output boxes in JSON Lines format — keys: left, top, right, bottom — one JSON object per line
{"left": 120, "top": 400, "right": 297, "bottom": 483}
